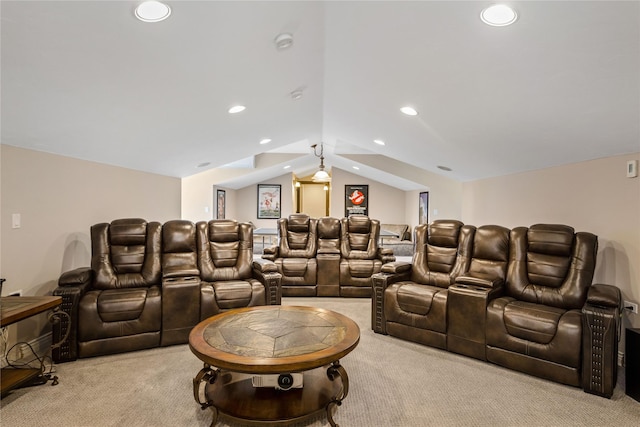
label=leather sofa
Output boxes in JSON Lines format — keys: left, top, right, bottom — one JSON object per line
{"left": 263, "top": 214, "right": 395, "bottom": 297}
{"left": 52, "top": 218, "right": 282, "bottom": 362}
{"left": 372, "top": 220, "right": 622, "bottom": 398}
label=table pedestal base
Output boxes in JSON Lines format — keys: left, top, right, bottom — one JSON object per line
{"left": 193, "top": 361, "right": 349, "bottom": 427}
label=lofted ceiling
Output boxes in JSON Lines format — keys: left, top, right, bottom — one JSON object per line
{"left": 2, "top": 1, "right": 639, "bottom": 190}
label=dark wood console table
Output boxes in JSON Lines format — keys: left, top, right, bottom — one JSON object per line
{"left": 1, "top": 295, "right": 62, "bottom": 397}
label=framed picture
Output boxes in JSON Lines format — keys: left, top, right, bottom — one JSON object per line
{"left": 345, "top": 185, "right": 368, "bottom": 217}
{"left": 419, "top": 191, "right": 429, "bottom": 224}
{"left": 257, "top": 184, "right": 281, "bottom": 219}
{"left": 216, "top": 189, "right": 226, "bottom": 219}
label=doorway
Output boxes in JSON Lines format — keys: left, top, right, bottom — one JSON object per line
{"left": 296, "top": 181, "right": 330, "bottom": 217}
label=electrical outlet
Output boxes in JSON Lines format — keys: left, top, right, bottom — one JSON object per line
{"left": 624, "top": 300, "right": 639, "bottom": 314}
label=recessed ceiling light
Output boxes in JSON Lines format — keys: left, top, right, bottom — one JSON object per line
{"left": 373, "top": 139, "right": 386, "bottom": 146}
{"left": 283, "top": 165, "right": 291, "bottom": 169}
{"left": 197, "top": 162, "right": 211, "bottom": 168}
{"left": 259, "top": 138, "right": 271, "bottom": 145}
{"left": 437, "top": 165, "right": 452, "bottom": 171}
{"left": 228, "top": 105, "right": 246, "bottom": 114}
{"left": 480, "top": 4, "right": 518, "bottom": 26}
{"left": 290, "top": 89, "right": 303, "bottom": 100}
{"left": 274, "top": 33, "right": 294, "bottom": 50}
{"left": 135, "top": 1, "right": 171, "bottom": 23}
{"left": 352, "top": 166, "right": 360, "bottom": 170}
{"left": 400, "top": 106, "right": 418, "bottom": 116}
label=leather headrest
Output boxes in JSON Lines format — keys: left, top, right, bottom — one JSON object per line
{"left": 472, "top": 225, "right": 510, "bottom": 262}
{"left": 528, "top": 224, "right": 574, "bottom": 256}
{"left": 288, "top": 214, "right": 310, "bottom": 232}
{"left": 427, "top": 220, "right": 463, "bottom": 247}
{"left": 318, "top": 217, "right": 340, "bottom": 238}
{"left": 347, "top": 215, "right": 371, "bottom": 233}
{"left": 208, "top": 220, "right": 239, "bottom": 242}
{"left": 162, "top": 220, "right": 196, "bottom": 253}
{"left": 109, "top": 218, "right": 147, "bottom": 245}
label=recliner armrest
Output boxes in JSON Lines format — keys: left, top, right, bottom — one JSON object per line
{"left": 586, "top": 284, "right": 622, "bottom": 308}
{"left": 59, "top": 267, "right": 94, "bottom": 287}
{"left": 252, "top": 258, "right": 278, "bottom": 273}
{"left": 380, "top": 261, "right": 411, "bottom": 274}
{"left": 261, "top": 246, "right": 278, "bottom": 261}
{"left": 455, "top": 273, "right": 504, "bottom": 289}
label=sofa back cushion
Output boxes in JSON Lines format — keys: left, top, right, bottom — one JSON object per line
{"left": 410, "top": 220, "right": 474, "bottom": 287}
{"left": 161, "top": 220, "right": 199, "bottom": 278}
{"left": 92, "top": 218, "right": 162, "bottom": 290}
{"left": 467, "top": 225, "right": 510, "bottom": 282}
{"left": 340, "top": 216, "right": 380, "bottom": 259}
{"left": 317, "top": 217, "right": 341, "bottom": 253}
{"left": 506, "top": 224, "right": 597, "bottom": 309}
{"left": 278, "top": 214, "right": 317, "bottom": 258}
{"left": 197, "top": 220, "right": 252, "bottom": 281}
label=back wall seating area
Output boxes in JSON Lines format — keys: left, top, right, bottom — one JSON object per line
{"left": 372, "top": 219, "right": 622, "bottom": 398}
{"left": 262, "top": 214, "right": 396, "bottom": 297}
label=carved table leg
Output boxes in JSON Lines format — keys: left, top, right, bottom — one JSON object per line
{"left": 193, "top": 364, "right": 220, "bottom": 426}
{"left": 326, "top": 360, "right": 349, "bottom": 427}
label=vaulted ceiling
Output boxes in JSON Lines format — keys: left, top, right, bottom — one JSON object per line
{"left": 2, "top": 1, "right": 639, "bottom": 190}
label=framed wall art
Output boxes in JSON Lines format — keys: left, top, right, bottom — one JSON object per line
{"left": 216, "top": 189, "right": 226, "bottom": 219}
{"left": 419, "top": 191, "right": 429, "bottom": 224}
{"left": 257, "top": 184, "right": 281, "bottom": 219}
{"left": 345, "top": 185, "right": 368, "bottom": 217}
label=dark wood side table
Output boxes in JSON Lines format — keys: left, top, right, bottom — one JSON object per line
{"left": 189, "top": 305, "right": 360, "bottom": 427}
{"left": 1, "top": 295, "right": 62, "bottom": 397}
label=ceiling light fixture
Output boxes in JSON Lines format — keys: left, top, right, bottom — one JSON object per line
{"left": 228, "top": 105, "right": 246, "bottom": 114}
{"left": 400, "top": 106, "right": 418, "bottom": 116}
{"left": 135, "top": 1, "right": 171, "bottom": 23}
{"left": 274, "top": 33, "right": 294, "bottom": 50}
{"left": 259, "top": 138, "right": 271, "bottom": 145}
{"left": 311, "top": 143, "right": 331, "bottom": 182}
{"left": 197, "top": 162, "right": 211, "bottom": 168}
{"left": 373, "top": 139, "right": 386, "bottom": 146}
{"left": 480, "top": 4, "right": 518, "bottom": 26}
{"left": 283, "top": 165, "right": 291, "bottom": 169}
{"left": 352, "top": 166, "right": 360, "bottom": 170}
{"left": 437, "top": 165, "right": 453, "bottom": 171}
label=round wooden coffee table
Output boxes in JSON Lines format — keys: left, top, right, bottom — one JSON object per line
{"left": 189, "top": 305, "right": 360, "bottom": 427}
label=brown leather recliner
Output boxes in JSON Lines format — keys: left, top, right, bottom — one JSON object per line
{"left": 485, "top": 224, "right": 620, "bottom": 396}
{"left": 339, "top": 215, "right": 387, "bottom": 297}
{"left": 372, "top": 220, "right": 475, "bottom": 348}
{"left": 262, "top": 214, "right": 318, "bottom": 296}
{"left": 197, "top": 219, "right": 280, "bottom": 318}
{"left": 74, "top": 218, "right": 162, "bottom": 358}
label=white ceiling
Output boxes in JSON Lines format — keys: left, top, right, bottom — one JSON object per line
{"left": 2, "top": 1, "right": 639, "bottom": 190}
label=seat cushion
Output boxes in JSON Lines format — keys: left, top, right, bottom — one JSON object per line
{"left": 486, "top": 297, "right": 582, "bottom": 368}
{"left": 504, "top": 300, "right": 565, "bottom": 344}
{"left": 212, "top": 280, "right": 252, "bottom": 308}
{"left": 384, "top": 282, "right": 448, "bottom": 333}
{"left": 98, "top": 288, "right": 149, "bottom": 322}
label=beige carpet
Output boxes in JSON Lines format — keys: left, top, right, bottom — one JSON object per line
{"left": 1, "top": 297, "right": 639, "bottom": 426}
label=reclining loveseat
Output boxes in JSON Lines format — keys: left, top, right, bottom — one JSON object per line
{"left": 372, "top": 220, "right": 622, "bottom": 398}
{"left": 262, "top": 214, "right": 395, "bottom": 297}
{"left": 52, "top": 218, "right": 282, "bottom": 362}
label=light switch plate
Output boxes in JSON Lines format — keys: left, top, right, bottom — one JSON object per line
{"left": 12, "top": 213, "right": 21, "bottom": 229}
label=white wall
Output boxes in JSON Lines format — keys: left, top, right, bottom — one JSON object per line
{"left": 462, "top": 153, "right": 640, "bottom": 329}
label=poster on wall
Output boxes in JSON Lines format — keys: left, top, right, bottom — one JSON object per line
{"left": 216, "top": 189, "right": 225, "bottom": 219}
{"left": 257, "top": 184, "right": 281, "bottom": 219}
{"left": 345, "top": 185, "right": 368, "bottom": 217}
{"left": 419, "top": 191, "right": 429, "bottom": 224}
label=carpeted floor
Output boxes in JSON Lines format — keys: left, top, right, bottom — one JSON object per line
{"left": 1, "top": 297, "right": 639, "bottom": 426}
